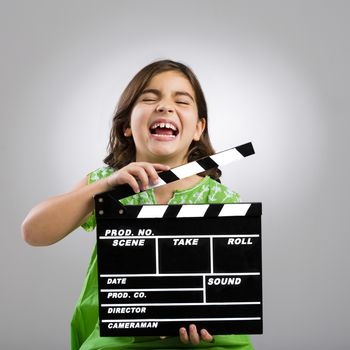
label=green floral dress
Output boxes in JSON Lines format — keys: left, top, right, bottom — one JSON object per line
{"left": 71, "top": 167, "right": 254, "bottom": 350}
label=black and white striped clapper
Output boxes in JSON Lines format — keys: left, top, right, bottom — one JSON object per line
{"left": 95, "top": 142, "right": 263, "bottom": 336}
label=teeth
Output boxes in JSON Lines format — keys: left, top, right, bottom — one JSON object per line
{"left": 150, "top": 122, "right": 178, "bottom": 131}
{"left": 154, "top": 134, "right": 176, "bottom": 138}
{"left": 166, "top": 123, "right": 176, "bottom": 130}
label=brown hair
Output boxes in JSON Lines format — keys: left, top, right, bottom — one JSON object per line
{"left": 104, "top": 59, "right": 221, "bottom": 180}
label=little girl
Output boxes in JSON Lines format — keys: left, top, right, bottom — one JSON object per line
{"left": 22, "top": 59, "right": 254, "bottom": 349}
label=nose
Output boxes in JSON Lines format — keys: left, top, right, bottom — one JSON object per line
{"left": 156, "top": 103, "right": 174, "bottom": 114}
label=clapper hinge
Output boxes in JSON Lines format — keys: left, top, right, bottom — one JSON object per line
{"left": 94, "top": 183, "right": 135, "bottom": 217}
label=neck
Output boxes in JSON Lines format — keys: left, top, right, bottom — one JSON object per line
{"left": 136, "top": 153, "right": 188, "bottom": 169}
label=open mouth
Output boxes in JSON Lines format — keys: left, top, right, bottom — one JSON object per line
{"left": 149, "top": 121, "right": 179, "bottom": 138}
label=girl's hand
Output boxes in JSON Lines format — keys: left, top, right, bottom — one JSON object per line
{"left": 159, "top": 325, "right": 213, "bottom": 344}
{"left": 179, "top": 324, "right": 213, "bottom": 344}
{"left": 105, "top": 162, "right": 170, "bottom": 193}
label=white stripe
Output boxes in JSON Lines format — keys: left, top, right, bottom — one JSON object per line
{"left": 102, "top": 302, "right": 261, "bottom": 306}
{"left": 177, "top": 204, "right": 209, "bottom": 217}
{"left": 219, "top": 203, "right": 251, "bottom": 216}
{"left": 155, "top": 238, "right": 159, "bottom": 274}
{"left": 210, "top": 237, "right": 213, "bottom": 274}
{"left": 137, "top": 205, "right": 168, "bottom": 218}
{"left": 101, "top": 272, "right": 260, "bottom": 277}
{"left": 150, "top": 178, "right": 167, "bottom": 189}
{"left": 102, "top": 317, "right": 261, "bottom": 322}
{"left": 101, "top": 288, "right": 202, "bottom": 292}
{"left": 99, "top": 234, "right": 259, "bottom": 239}
{"left": 203, "top": 276, "right": 206, "bottom": 303}
{"left": 171, "top": 162, "right": 205, "bottom": 179}
{"left": 211, "top": 148, "right": 243, "bottom": 166}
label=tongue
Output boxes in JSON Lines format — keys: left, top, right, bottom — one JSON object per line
{"left": 155, "top": 128, "right": 173, "bottom": 136}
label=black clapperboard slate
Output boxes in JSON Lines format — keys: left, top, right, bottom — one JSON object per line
{"left": 95, "top": 142, "right": 263, "bottom": 336}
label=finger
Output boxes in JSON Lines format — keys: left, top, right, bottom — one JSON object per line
{"left": 151, "top": 163, "right": 171, "bottom": 171}
{"left": 125, "top": 174, "right": 141, "bottom": 193}
{"left": 128, "top": 166, "right": 150, "bottom": 190}
{"left": 179, "top": 327, "right": 189, "bottom": 344}
{"left": 134, "top": 163, "right": 170, "bottom": 188}
{"left": 122, "top": 173, "right": 141, "bottom": 193}
{"left": 144, "top": 163, "right": 170, "bottom": 184}
{"left": 200, "top": 329, "right": 213, "bottom": 343}
{"left": 108, "top": 172, "right": 140, "bottom": 193}
{"left": 143, "top": 164, "right": 162, "bottom": 184}
{"left": 189, "top": 324, "right": 200, "bottom": 345}
{"left": 135, "top": 162, "right": 169, "bottom": 172}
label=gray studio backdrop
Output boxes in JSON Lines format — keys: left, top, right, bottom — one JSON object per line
{"left": 1, "top": 0, "right": 349, "bottom": 349}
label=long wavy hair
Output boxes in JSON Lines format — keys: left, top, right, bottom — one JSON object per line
{"left": 104, "top": 59, "right": 221, "bottom": 180}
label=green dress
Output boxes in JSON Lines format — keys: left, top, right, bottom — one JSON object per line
{"left": 71, "top": 167, "right": 254, "bottom": 350}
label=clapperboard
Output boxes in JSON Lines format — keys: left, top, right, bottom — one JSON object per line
{"left": 95, "top": 142, "right": 262, "bottom": 336}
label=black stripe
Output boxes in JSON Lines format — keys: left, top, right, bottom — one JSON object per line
{"left": 123, "top": 205, "right": 143, "bottom": 218}
{"left": 197, "top": 156, "right": 219, "bottom": 171}
{"left": 163, "top": 205, "right": 182, "bottom": 218}
{"left": 236, "top": 142, "right": 255, "bottom": 157}
{"left": 245, "top": 203, "right": 262, "bottom": 216}
{"left": 204, "top": 204, "right": 224, "bottom": 217}
{"left": 159, "top": 170, "right": 179, "bottom": 183}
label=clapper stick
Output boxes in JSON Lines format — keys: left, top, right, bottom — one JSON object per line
{"left": 104, "top": 142, "right": 255, "bottom": 207}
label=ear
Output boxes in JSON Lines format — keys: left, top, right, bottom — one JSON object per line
{"left": 193, "top": 118, "right": 206, "bottom": 141}
{"left": 124, "top": 127, "right": 132, "bottom": 137}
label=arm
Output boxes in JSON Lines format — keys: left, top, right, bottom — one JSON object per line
{"left": 21, "top": 176, "right": 111, "bottom": 246}
{"left": 21, "top": 162, "right": 170, "bottom": 247}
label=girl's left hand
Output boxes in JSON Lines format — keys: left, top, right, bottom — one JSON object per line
{"left": 179, "top": 324, "right": 213, "bottom": 344}
{"left": 159, "top": 324, "right": 213, "bottom": 344}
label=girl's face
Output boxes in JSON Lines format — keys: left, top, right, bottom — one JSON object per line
{"left": 128, "top": 70, "right": 205, "bottom": 166}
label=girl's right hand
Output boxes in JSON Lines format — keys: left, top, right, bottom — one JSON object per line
{"left": 105, "top": 162, "right": 170, "bottom": 193}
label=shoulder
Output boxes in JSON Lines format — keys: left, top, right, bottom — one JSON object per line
{"left": 207, "top": 177, "right": 241, "bottom": 204}
{"left": 87, "top": 166, "right": 114, "bottom": 184}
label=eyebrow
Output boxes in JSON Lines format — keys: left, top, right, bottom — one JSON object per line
{"left": 140, "top": 88, "right": 195, "bottom": 102}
